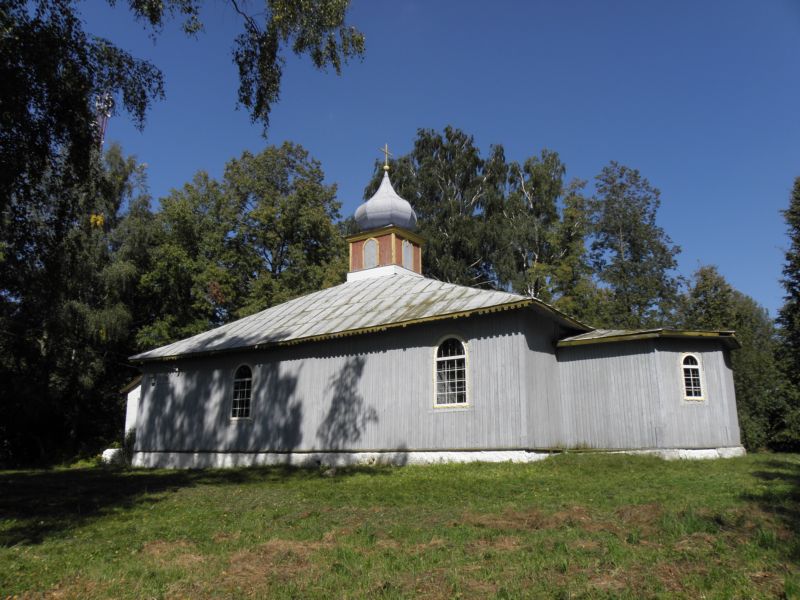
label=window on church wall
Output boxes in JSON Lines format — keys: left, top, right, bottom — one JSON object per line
{"left": 364, "top": 238, "right": 378, "bottom": 269}
{"left": 435, "top": 337, "right": 468, "bottom": 406}
{"left": 231, "top": 365, "right": 253, "bottom": 418}
{"left": 681, "top": 354, "right": 704, "bottom": 400}
{"left": 402, "top": 239, "right": 413, "bottom": 270}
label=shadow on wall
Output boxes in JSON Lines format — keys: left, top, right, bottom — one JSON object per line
{"left": 141, "top": 329, "right": 308, "bottom": 457}
{"left": 316, "top": 356, "right": 377, "bottom": 450}
{"left": 238, "top": 361, "right": 303, "bottom": 453}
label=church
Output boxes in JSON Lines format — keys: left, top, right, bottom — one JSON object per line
{"left": 128, "top": 162, "right": 745, "bottom": 468}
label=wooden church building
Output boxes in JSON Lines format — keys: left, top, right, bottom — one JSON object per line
{"left": 129, "top": 164, "right": 744, "bottom": 468}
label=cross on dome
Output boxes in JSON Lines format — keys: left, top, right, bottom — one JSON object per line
{"left": 379, "top": 143, "right": 392, "bottom": 172}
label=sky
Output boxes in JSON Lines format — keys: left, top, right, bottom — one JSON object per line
{"left": 81, "top": 0, "right": 800, "bottom": 316}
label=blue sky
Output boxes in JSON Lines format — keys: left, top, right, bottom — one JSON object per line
{"left": 82, "top": 0, "right": 800, "bottom": 316}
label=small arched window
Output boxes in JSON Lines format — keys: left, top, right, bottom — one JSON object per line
{"left": 682, "top": 354, "right": 703, "bottom": 400}
{"left": 435, "top": 338, "right": 467, "bottom": 406}
{"left": 364, "top": 238, "right": 378, "bottom": 269}
{"left": 402, "top": 239, "right": 413, "bottom": 270}
{"left": 231, "top": 365, "right": 253, "bottom": 418}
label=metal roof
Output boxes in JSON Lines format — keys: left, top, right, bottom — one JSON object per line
{"left": 558, "top": 328, "right": 741, "bottom": 349}
{"left": 130, "top": 271, "right": 588, "bottom": 363}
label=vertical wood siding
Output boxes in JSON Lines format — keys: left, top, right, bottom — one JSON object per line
{"left": 134, "top": 310, "right": 741, "bottom": 454}
{"left": 557, "top": 339, "right": 741, "bottom": 449}
{"left": 136, "top": 310, "right": 546, "bottom": 453}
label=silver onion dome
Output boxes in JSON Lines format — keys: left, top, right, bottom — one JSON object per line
{"left": 354, "top": 171, "right": 418, "bottom": 231}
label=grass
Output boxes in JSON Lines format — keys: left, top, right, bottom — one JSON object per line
{"left": 1, "top": 453, "right": 799, "bottom": 599}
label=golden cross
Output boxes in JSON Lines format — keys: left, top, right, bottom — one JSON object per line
{"left": 379, "top": 143, "right": 392, "bottom": 171}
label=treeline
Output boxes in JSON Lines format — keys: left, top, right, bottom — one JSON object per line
{"left": 1, "top": 127, "right": 798, "bottom": 465}
{"left": 0, "top": 142, "right": 347, "bottom": 464}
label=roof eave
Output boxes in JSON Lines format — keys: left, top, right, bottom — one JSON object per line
{"left": 557, "top": 329, "right": 741, "bottom": 350}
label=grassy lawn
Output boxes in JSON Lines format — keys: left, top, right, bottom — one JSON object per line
{"left": 1, "top": 454, "right": 799, "bottom": 599}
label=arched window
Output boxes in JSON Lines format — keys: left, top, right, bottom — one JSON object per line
{"left": 363, "top": 238, "right": 378, "bottom": 269}
{"left": 402, "top": 239, "right": 413, "bottom": 270}
{"left": 435, "top": 337, "right": 467, "bottom": 406}
{"left": 682, "top": 354, "right": 703, "bottom": 400}
{"left": 231, "top": 365, "right": 253, "bottom": 418}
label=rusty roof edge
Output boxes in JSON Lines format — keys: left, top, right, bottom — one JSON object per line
{"left": 557, "top": 329, "right": 741, "bottom": 349}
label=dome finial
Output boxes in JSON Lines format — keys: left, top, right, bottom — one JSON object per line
{"left": 379, "top": 143, "right": 392, "bottom": 172}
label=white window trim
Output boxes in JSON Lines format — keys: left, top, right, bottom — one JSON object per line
{"left": 432, "top": 334, "right": 470, "bottom": 409}
{"left": 230, "top": 363, "right": 255, "bottom": 420}
{"left": 680, "top": 353, "right": 705, "bottom": 402}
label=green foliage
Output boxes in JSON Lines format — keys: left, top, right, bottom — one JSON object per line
{"left": 590, "top": 162, "right": 681, "bottom": 328}
{"left": 226, "top": 143, "right": 347, "bottom": 315}
{"left": 678, "top": 265, "right": 797, "bottom": 450}
{"left": 0, "top": 0, "right": 167, "bottom": 218}
{"left": 122, "top": 428, "right": 136, "bottom": 466}
{"left": 776, "top": 178, "right": 800, "bottom": 449}
{"left": 365, "top": 127, "right": 506, "bottom": 287}
{"left": 0, "top": 144, "right": 145, "bottom": 465}
{"left": 778, "top": 181, "right": 800, "bottom": 379}
{"left": 135, "top": 143, "right": 346, "bottom": 348}
{"left": 365, "top": 128, "right": 597, "bottom": 312}
{"left": 1, "top": 0, "right": 362, "bottom": 215}
{"left": 0, "top": 141, "right": 345, "bottom": 465}
{"left": 232, "top": 0, "right": 365, "bottom": 133}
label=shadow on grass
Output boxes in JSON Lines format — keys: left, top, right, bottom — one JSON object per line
{"left": 742, "top": 456, "right": 800, "bottom": 563}
{"left": 0, "top": 464, "right": 396, "bottom": 548}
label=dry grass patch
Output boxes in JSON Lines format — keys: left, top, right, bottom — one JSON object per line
{"left": 403, "top": 565, "right": 496, "bottom": 600}
{"left": 215, "top": 538, "right": 330, "bottom": 595}
{"left": 463, "top": 507, "right": 546, "bottom": 530}
{"left": 141, "top": 539, "right": 206, "bottom": 569}
{"left": 469, "top": 535, "right": 522, "bottom": 553}
{"left": 44, "top": 577, "right": 106, "bottom": 600}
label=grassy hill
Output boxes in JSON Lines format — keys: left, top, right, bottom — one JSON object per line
{"left": 1, "top": 453, "right": 798, "bottom": 598}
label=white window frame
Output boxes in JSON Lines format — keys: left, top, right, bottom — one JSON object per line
{"left": 680, "top": 353, "right": 705, "bottom": 401}
{"left": 433, "top": 335, "right": 470, "bottom": 408}
{"left": 231, "top": 364, "right": 254, "bottom": 419}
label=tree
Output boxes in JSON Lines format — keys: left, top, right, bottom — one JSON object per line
{"left": 590, "top": 162, "right": 681, "bottom": 328}
{"left": 1, "top": 0, "right": 363, "bottom": 219}
{"left": 678, "top": 265, "right": 735, "bottom": 330}
{"left": 775, "top": 176, "right": 800, "bottom": 451}
{"left": 0, "top": 144, "right": 147, "bottom": 464}
{"left": 135, "top": 171, "right": 244, "bottom": 348}
{"left": 363, "top": 127, "right": 507, "bottom": 287}
{"left": 492, "top": 150, "right": 596, "bottom": 317}
{"left": 678, "top": 265, "right": 796, "bottom": 450}
{"left": 777, "top": 177, "right": 800, "bottom": 388}
{"left": 548, "top": 181, "right": 603, "bottom": 323}
{"left": 228, "top": 143, "right": 347, "bottom": 315}
{"left": 135, "top": 142, "right": 346, "bottom": 349}
{"left": 493, "top": 149, "right": 565, "bottom": 299}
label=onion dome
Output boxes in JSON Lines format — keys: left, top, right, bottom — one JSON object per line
{"left": 354, "top": 171, "right": 418, "bottom": 232}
